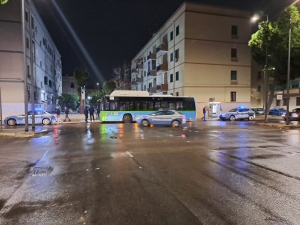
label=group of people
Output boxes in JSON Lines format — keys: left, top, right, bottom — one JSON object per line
{"left": 84, "top": 106, "right": 100, "bottom": 122}
{"left": 54, "top": 105, "right": 100, "bottom": 123}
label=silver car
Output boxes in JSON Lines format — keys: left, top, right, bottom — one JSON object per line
{"left": 4, "top": 110, "right": 56, "bottom": 126}
{"left": 136, "top": 110, "right": 186, "bottom": 127}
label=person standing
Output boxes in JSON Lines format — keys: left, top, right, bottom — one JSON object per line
{"left": 202, "top": 106, "right": 206, "bottom": 121}
{"left": 89, "top": 106, "right": 95, "bottom": 121}
{"left": 84, "top": 106, "right": 89, "bottom": 122}
{"left": 96, "top": 106, "right": 100, "bottom": 119}
{"left": 55, "top": 107, "right": 61, "bottom": 123}
{"left": 64, "top": 107, "right": 71, "bottom": 122}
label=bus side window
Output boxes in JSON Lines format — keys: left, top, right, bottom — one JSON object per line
{"left": 169, "top": 102, "right": 175, "bottom": 110}
{"left": 148, "top": 102, "right": 153, "bottom": 110}
{"left": 110, "top": 101, "right": 118, "bottom": 110}
{"left": 120, "top": 102, "right": 125, "bottom": 111}
{"left": 183, "top": 98, "right": 195, "bottom": 110}
{"left": 161, "top": 101, "right": 168, "bottom": 108}
{"left": 176, "top": 101, "right": 183, "bottom": 110}
{"left": 105, "top": 102, "right": 109, "bottom": 110}
{"left": 154, "top": 101, "right": 160, "bottom": 110}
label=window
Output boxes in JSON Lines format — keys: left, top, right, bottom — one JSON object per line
{"left": 231, "top": 25, "right": 238, "bottom": 36}
{"left": 258, "top": 86, "right": 261, "bottom": 92}
{"left": 231, "top": 48, "right": 237, "bottom": 58}
{"left": 144, "top": 71, "right": 146, "bottom": 77}
{"left": 70, "top": 82, "right": 75, "bottom": 89}
{"left": 176, "top": 71, "right": 179, "bottom": 81}
{"left": 257, "top": 71, "right": 261, "bottom": 80}
{"left": 26, "top": 37, "right": 29, "bottom": 49}
{"left": 25, "top": 10, "right": 29, "bottom": 22}
{"left": 170, "top": 52, "right": 173, "bottom": 62}
{"left": 170, "top": 74, "right": 173, "bottom": 83}
{"left": 176, "top": 92, "right": 179, "bottom": 96}
{"left": 297, "top": 97, "right": 300, "bottom": 106}
{"left": 26, "top": 65, "right": 30, "bottom": 78}
{"left": 44, "top": 76, "right": 48, "bottom": 85}
{"left": 49, "top": 80, "right": 52, "bottom": 88}
{"left": 231, "top": 71, "right": 237, "bottom": 80}
{"left": 175, "top": 49, "right": 179, "bottom": 59}
{"left": 276, "top": 100, "right": 281, "bottom": 106}
{"left": 40, "top": 61, "right": 42, "bottom": 67}
{"left": 170, "top": 31, "right": 173, "bottom": 41}
{"left": 176, "top": 25, "right": 179, "bottom": 36}
{"left": 31, "top": 16, "right": 34, "bottom": 29}
{"left": 231, "top": 92, "right": 236, "bottom": 102}
{"left": 144, "top": 85, "right": 146, "bottom": 91}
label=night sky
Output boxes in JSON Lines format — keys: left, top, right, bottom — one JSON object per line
{"left": 32, "top": 0, "right": 297, "bottom": 86}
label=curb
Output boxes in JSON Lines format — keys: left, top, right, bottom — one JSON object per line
{"left": 0, "top": 130, "right": 49, "bottom": 138}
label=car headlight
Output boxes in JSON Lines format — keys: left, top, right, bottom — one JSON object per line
{"left": 292, "top": 113, "right": 298, "bottom": 117}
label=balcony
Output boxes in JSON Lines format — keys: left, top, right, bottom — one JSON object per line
{"left": 147, "top": 53, "right": 156, "bottom": 61}
{"left": 136, "top": 63, "right": 143, "bottom": 69}
{"left": 156, "top": 84, "right": 168, "bottom": 91}
{"left": 137, "top": 77, "right": 143, "bottom": 84}
{"left": 131, "top": 69, "right": 137, "bottom": 74}
{"left": 156, "top": 43, "right": 168, "bottom": 57}
{"left": 150, "top": 87, "right": 157, "bottom": 93}
{"left": 156, "top": 64, "right": 168, "bottom": 74}
{"left": 147, "top": 70, "right": 157, "bottom": 77}
{"left": 134, "top": 57, "right": 143, "bottom": 64}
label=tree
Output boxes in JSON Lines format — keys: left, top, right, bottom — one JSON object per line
{"left": 249, "top": 6, "right": 300, "bottom": 113}
{"left": 102, "top": 81, "right": 116, "bottom": 95}
{"left": 57, "top": 93, "right": 79, "bottom": 111}
{"left": 112, "top": 62, "right": 131, "bottom": 90}
{"left": 89, "top": 89, "right": 105, "bottom": 106}
{"left": 73, "top": 68, "right": 89, "bottom": 95}
{"left": 0, "top": 0, "right": 9, "bottom": 4}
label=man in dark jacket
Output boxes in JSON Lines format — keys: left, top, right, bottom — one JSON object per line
{"left": 64, "top": 107, "right": 71, "bottom": 122}
{"left": 84, "top": 106, "right": 89, "bottom": 122}
{"left": 55, "top": 107, "right": 61, "bottom": 123}
{"left": 89, "top": 106, "right": 95, "bottom": 121}
{"left": 202, "top": 106, "right": 206, "bottom": 121}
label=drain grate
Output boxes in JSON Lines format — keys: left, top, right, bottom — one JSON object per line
{"left": 32, "top": 166, "right": 53, "bottom": 176}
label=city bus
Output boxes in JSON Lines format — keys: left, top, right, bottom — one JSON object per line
{"left": 99, "top": 91, "right": 196, "bottom": 123}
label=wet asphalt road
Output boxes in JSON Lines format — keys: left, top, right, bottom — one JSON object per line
{"left": 0, "top": 121, "right": 300, "bottom": 225}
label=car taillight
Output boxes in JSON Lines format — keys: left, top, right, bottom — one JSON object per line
{"left": 180, "top": 115, "right": 185, "bottom": 119}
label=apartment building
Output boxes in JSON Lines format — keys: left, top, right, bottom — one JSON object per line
{"left": 0, "top": 0, "right": 62, "bottom": 118}
{"left": 131, "top": 2, "right": 252, "bottom": 118}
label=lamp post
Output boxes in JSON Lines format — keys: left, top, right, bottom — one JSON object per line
{"left": 252, "top": 15, "right": 269, "bottom": 123}
{"left": 286, "top": 27, "right": 291, "bottom": 125}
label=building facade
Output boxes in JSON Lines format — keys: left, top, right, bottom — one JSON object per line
{"left": 0, "top": 0, "right": 62, "bottom": 119}
{"left": 62, "top": 75, "right": 78, "bottom": 95}
{"left": 131, "top": 2, "right": 252, "bottom": 118}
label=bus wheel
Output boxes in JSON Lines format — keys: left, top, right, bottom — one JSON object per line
{"left": 123, "top": 114, "right": 132, "bottom": 123}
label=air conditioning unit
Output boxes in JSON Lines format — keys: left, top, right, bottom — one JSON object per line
{"left": 175, "top": 58, "right": 178, "bottom": 62}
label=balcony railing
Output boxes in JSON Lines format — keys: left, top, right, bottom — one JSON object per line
{"left": 156, "top": 43, "right": 168, "bottom": 57}
{"left": 156, "top": 83, "right": 168, "bottom": 91}
{"left": 147, "top": 53, "right": 156, "bottom": 61}
{"left": 147, "top": 70, "right": 157, "bottom": 77}
{"left": 156, "top": 64, "right": 168, "bottom": 74}
{"left": 137, "top": 77, "right": 143, "bottom": 84}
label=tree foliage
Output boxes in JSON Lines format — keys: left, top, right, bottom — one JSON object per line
{"left": 73, "top": 68, "right": 89, "bottom": 96}
{"left": 102, "top": 81, "right": 116, "bottom": 95}
{"left": 249, "top": 6, "right": 300, "bottom": 86}
{"left": 112, "top": 62, "right": 131, "bottom": 90}
{"left": 0, "top": 0, "right": 9, "bottom": 4}
{"left": 57, "top": 93, "right": 79, "bottom": 110}
{"left": 249, "top": 6, "right": 300, "bottom": 112}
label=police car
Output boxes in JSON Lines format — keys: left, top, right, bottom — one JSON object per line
{"left": 219, "top": 107, "right": 255, "bottom": 121}
{"left": 136, "top": 110, "right": 186, "bottom": 127}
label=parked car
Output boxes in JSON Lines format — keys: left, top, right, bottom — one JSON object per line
{"left": 251, "top": 107, "right": 264, "bottom": 115}
{"left": 268, "top": 108, "right": 286, "bottom": 116}
{"left": 282, "top": 108, "right": 300, "bottom": 121}
{"left": 219, "top": 107, "right": 255, "bottom": 121}
{"left": 4, "top": 110, "right": 56, "bottom": 126}
{"left": 136, "top": 110, "right": 186, "bottom": 127}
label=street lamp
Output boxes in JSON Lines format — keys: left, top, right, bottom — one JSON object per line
{"left": 252, "top": 14, "right": 269, "bottom": 123}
